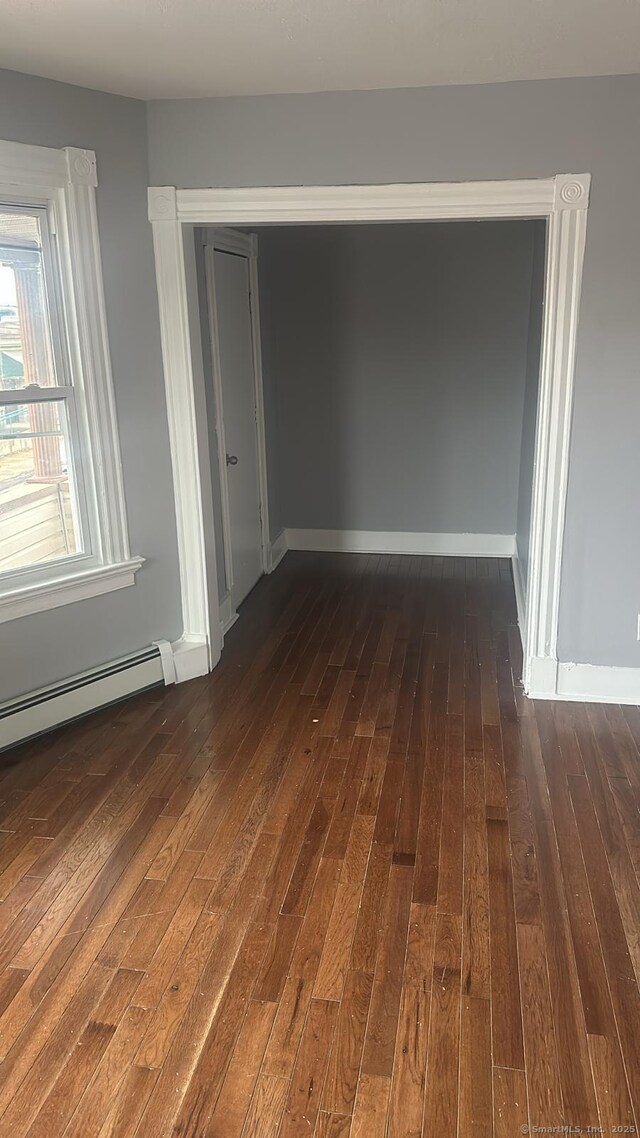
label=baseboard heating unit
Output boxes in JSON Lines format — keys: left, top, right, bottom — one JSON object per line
{"left": 0, "top": 643, "right": 167, "bottom": 752}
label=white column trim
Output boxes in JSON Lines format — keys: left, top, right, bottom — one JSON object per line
{"left": 148, "top": 193, "right": 214, "bottom": 675}
{"left": 523, "top": 183, "right": 590, "bottom": 690}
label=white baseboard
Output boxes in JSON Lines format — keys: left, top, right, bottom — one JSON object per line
{"left": 526, "top": 655, "right": 640, "bottom": 705}
{"left": 267, "top": 529, "right": 288, "bottom": 572}
{"left": 285, "top": 528, "right": 516, "bottom": 558}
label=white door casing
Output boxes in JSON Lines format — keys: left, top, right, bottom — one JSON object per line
{"left": 148, "top": 176, "right": 591, "bottom": 695}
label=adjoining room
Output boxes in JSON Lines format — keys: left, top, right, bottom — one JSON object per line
{"left": 197, "top": 218, "right": 545, "bottom": 628}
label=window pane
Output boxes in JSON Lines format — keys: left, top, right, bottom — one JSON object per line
{"left": 0, "top": 400, "right": 82, "bottom": 572}
{"left": 0, "top": 209, "right": 61, "bottom": 393}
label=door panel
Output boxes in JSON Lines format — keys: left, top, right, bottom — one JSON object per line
{"left": 214, "top": 249, "right": 263, "bottom": 608}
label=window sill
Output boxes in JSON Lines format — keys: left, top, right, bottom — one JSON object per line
{"left": 0, "top": 557, "right": 145, "bottom": 624}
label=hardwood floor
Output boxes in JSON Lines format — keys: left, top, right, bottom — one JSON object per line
{"left": 0, "top": 551, "right": 639, "bottom": 1137}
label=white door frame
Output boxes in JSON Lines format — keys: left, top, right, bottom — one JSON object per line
{"left": 148, "top": 175, "right": 591, "bottom": 695}
{"left": 202, "top": 228, "right": 270, "bottom": 624}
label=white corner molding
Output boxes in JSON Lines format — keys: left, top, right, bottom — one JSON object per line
{"left": 149, "top": 173, "right": 591, "bottom": 693}
{"left": 285, "top": 529, "right": 515, "bottom": 557}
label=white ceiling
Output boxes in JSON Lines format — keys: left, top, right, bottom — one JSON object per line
{"left": 1, "top": 0, "right": 639, "bottom": 101}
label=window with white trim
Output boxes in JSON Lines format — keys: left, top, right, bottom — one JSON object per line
{"left": 0, "top": 139, "right": 142, "bottom": 624}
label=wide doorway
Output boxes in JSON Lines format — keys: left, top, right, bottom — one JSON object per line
{"left": 148, "top": 174, "right": 590, "bottom": 696}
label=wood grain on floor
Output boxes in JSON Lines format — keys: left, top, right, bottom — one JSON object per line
{"left": 0, "top": 550, "right": 638, "bottom": 1137}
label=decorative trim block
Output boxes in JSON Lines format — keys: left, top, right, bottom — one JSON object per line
{"left": 64, "top": 147, "right": 97, "bottom": 187}
{"left": 148, "top": 186, "right": 178, "bottom": 221}
{"left": 554, "top": 173, "right": 591, "bottom": 210}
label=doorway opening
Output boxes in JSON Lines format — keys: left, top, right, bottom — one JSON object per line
{"left": 148, "top": 175, "right": 590, "bottom": 698}
{"left": 199, "top": 217, "right": 546, "bottom": 652}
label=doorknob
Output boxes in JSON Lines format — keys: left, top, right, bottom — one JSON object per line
{"left": 226, "top": 453, "right": 238, "bottom": 466}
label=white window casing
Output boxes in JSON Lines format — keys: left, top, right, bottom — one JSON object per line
{"left": 0, "top": 139, "right": 143, "bottom": 623}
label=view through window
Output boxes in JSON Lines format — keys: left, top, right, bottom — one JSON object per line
{"left": 0, "top": 207, "right": 83, "bottom": 575}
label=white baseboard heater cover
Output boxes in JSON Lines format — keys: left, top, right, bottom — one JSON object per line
{"left": 0, "top": 644, "right": 166, "bottom": 753}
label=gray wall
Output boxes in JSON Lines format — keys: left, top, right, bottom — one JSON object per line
{"left": 516, "top": 222, "right": 547, "bottom": 588}
{"left": 0, "top": 68, "right": 182, "bottom": 701}
{"left": 148, "top": 75, "right": 640, "bottom": 668}
{"left": 256, "top": 222, "right": 536, "bottom": 535}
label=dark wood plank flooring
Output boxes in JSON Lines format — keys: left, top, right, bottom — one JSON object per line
{"left": 0, "top": 551, "right": 639, "bottom": 1137}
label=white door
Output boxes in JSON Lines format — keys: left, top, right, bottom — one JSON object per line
{"left": 213, "top": 249, "right": 263, "bottom": 608}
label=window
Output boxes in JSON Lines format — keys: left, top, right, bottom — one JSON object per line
{"left": 0, "top": 140, "right": 142, "bottom": 623}
{"left": 0, "top": 208, "right": 85, "bottom": 573}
